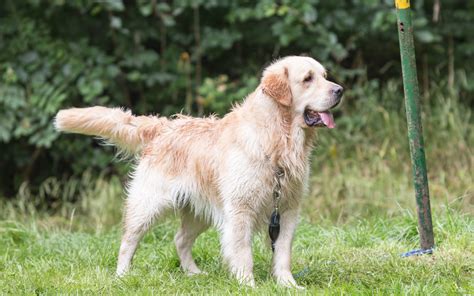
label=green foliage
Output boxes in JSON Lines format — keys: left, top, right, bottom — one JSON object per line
{"left": 0, "top": 0, "right": 473, "bottom": 199}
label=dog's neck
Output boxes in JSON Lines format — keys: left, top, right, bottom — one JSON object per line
{"left": 236, "top": 88, "right": 317, "bottom": 173}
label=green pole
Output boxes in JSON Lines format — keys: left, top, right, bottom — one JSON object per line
{"left": 395, "top": 0, "right": 435, "bottom": 250}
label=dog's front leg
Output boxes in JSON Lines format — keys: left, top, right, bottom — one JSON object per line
{"left": 220, "top": 212, "right": 255, "bottom": 287}
{"left": 272, "top": 209, "right": 304, "bottom": 289}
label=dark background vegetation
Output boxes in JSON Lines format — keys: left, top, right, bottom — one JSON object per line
{"left": 0, "top": 0, "right": 472, "bottom": 209}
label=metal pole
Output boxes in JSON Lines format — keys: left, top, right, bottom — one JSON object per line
{"left": 395, "top": 0, "right": 435, "bottom": 251}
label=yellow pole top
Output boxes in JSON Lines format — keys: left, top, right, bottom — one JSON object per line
{"left": 395, "top": 0, "right": 410, "bottom": 9}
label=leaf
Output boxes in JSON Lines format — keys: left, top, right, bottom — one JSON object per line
{"left": 415, "top": 30, "right": 440, "bottom": 43}
{"left": 161, "top": 14, "right": 176, "bottom": 27}
{"left": 127, "top": 71, "right": 142, "bottom": 82}
{"left": 138, "top": 2, "right": 152, "bottom": 16}
{"left": 110, "top": 16, "right": 122, "bottom": 29}
{"left": 105, "top": 0, "right": 124, "bottom": 12}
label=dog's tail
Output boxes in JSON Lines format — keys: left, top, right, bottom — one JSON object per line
{"left": 55, "top": 106, "right": 165, "bottom": 154}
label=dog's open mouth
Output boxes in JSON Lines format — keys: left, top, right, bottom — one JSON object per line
{"left": 304, "top": 109, "right": 336, "bottom": 128}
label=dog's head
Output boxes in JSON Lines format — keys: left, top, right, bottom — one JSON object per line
{"left": 261, "top": 56, "right": 343, "bottom": 128}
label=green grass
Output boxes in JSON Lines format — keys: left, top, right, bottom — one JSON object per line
{"left": 0, "top": 205, "right": 472, "bottom": 294}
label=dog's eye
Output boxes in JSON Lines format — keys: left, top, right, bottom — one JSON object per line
{"left": 303, "top": 74, "right": 313, "bottom": 83}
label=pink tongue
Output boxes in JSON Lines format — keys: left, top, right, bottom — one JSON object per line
{"left": 318, "top": 112, "right": 336, "bottom": 128}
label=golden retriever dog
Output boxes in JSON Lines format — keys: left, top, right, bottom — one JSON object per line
{"left": 54, "top": 56, "right": 343, "bottom": 288}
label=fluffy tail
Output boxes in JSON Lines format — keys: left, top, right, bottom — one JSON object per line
{"left": 55, "top": 106, "right": 165, "bottom": 154}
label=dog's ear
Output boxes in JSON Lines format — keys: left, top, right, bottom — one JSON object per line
{"left": 261, "top": 66, "right": 292, "bottom": 107}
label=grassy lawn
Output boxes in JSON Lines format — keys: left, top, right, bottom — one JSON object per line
{"left": 1, "top": 205, "right": 472, "bottom": 295}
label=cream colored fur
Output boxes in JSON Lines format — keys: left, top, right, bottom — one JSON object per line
{"left": 55, "top": 56, "right": 343, "bottom": 288}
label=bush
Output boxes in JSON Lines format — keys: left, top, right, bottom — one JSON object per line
{"left": 0, "top": 0, "right": 472, "bottom": 202}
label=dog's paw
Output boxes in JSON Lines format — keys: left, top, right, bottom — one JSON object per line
{"left": 182, "top": 264, "right": 207, "bottom": 276}
{"left": 235, "top": 273, "right": 256, "bottom": 288}
{"left": 291, "top": 284, "right": 305, "bottom": 290}
{"left": 274, "top": 271, "right": 304, "bottom": 289}
{"left": 185, "top": 269, "right": 208, "bottom": 276}
{"left": 231, "top": 268, "right": 256, "bottom": 287}
{"left": 240, "top": 278, "right": 256, "bottom": 288}
{"left": 116, "top": 266, "right": 129, "bottom": 278}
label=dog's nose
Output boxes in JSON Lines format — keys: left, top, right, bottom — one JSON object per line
{"left": 333, "top": 85, "right": 344, "bottom": 100}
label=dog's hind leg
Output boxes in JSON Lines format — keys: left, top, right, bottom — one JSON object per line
{"left": 116, "top": 172, "right": 172, "bottom": 276}
{"left": 175, "top": 208, "right": 209, "bottom": 275}
{"left": 116, "top": 197, "right": 162, "bottom": 276}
